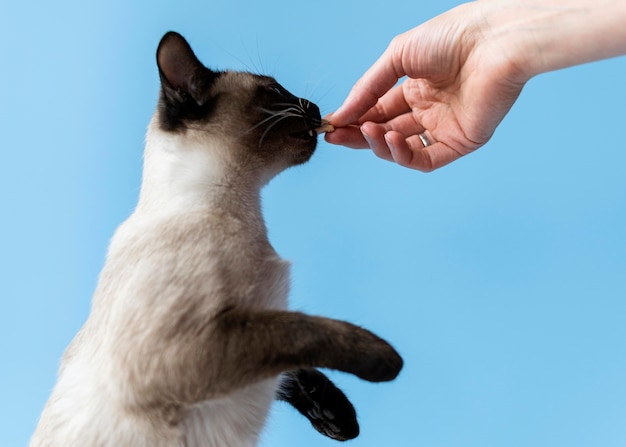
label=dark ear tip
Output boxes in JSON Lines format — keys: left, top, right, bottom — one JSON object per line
{"left": 159, "top": 31, "right": 185, "bottom": 48}
{"left": 162, "top": 30, "right": 183, "bottom": 40}
{"left": 155, "top": 30, "right": 217, "bottom": 109}
{"left": 157, "top": 31, "right": 190, "bottom": 63}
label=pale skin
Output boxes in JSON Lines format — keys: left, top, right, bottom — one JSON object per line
{"left": 325, "top": 0, "right": 626, "bottom": 172}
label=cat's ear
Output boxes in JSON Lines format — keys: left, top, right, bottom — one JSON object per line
{"left": 156, "top": 31, "right": 218, "bottom": 107}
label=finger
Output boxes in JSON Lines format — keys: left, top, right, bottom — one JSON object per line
{"left": 331, "top": 49, "right": 406, "bottom": 127}
{"left": 358, "top": 84, "right": 411, "bottom": 124}
{"left": 361, "top": 122, "right": 395, "bottom": 162}
{"left": 324, "top": 125, "right": 368, "bottom": 149}
{"left": 323, "top": 114, "right": 422, "bottom": 152}
{"left": 323, "top": 113, "right": 422, "bottom": 151}
{"left": 384, "top": 130, "right": 464, "bottom": 172}
{"left": 376, "top": 112, "right": 426, "bottom": 137}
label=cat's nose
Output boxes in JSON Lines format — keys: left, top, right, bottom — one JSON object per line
{"left": 300, "top": 99, "right": 321, "bottom": 119}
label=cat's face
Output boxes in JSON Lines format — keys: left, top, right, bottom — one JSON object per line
{"left": 155, "top": 32, "right": 322, "bottom": 177}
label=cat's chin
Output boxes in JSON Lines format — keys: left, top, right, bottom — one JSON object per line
{"left": 289, "top": 122, "right": 320, "bottom": 144}
{"left": 290, "top": 141, "right": 317, "bottom": 166}
{"left": 282, "top": 125, "right": 318, "bottom": 164}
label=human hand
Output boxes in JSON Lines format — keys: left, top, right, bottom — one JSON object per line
{"left": 325, "top": 2, "right": 530, "bottom": 171}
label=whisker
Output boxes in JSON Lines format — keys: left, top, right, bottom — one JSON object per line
{"left": 266, "top": 102, "right": 308, "bottom": 114}
{"left": 258, "top": 114, "right": 299, "bottom": 147}
{"left": 258, "top": 105, "right": 306, "bottom": 117}
{"left": 246, "top": 110, "right": 303, "bottom": 134}
{"left": 258, "top": 106, "right": 303, "bottom": 116}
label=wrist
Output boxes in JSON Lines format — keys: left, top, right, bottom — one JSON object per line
{"left": 482, "top": 0, "right": 626, "bottom": 79}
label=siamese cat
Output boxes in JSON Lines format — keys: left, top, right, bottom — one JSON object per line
{"left": 30, "top": 32, "right": 402, "bottom": 447}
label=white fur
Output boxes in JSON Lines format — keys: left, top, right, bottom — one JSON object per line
{"left": 139, "top": 119, "right": 232, "bottom": 216}
{"left": 31, "top": 121, "right": 293, "bottom": 447}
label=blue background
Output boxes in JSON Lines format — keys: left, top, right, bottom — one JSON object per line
{"left": 2, "top": 1, "right": 625, "bottom": 446}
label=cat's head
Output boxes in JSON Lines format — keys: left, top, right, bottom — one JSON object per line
{"left": 153, "top": 31, "right": 322, "bottom": 182}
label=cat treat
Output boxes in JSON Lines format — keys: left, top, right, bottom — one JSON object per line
{"left": 315, "top": 119, "right": 335, "bottom": 134}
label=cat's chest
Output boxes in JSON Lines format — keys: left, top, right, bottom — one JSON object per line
{"left": 106, "top": 211, "right": 291, "bottom": 311}
{"left": 247, "top": 255, "right": 290, "bottom": 310}
{"left": 181, "top": 213, "right": 291, "bottom": 310}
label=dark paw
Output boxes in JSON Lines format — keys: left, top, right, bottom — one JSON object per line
{"left": 278, "top": 369, "right": 359, "bottom": 441}
{"left": 350, "top": 332, "right": 404, "bottom": 383}
{"left": 356, "top": 349, "right": 403, "bottom": 382}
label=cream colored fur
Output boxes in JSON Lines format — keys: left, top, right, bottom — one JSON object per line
{"left": 30, "top": 118, "right": 288, "bottom": 447}
{"left": 30, "top": 32, "right": 402, "bottom": 446}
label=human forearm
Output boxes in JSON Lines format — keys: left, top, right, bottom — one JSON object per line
{"left": 482, "top": 0, "right": 626, "bottom": 81}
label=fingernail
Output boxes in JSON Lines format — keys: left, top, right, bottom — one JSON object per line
{"left": 361, "top": 127, "right": 373, "bottom": 147}
{"left": 384, "top": 133, "right": 397, "bottom": 154}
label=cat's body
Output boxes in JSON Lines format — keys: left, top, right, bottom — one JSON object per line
{"left": 30, "top": 32, "right": 401, "bottom": 447}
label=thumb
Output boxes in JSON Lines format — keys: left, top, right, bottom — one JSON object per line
{"left": 331, "top": 41, "right": 407, "bottom": 127}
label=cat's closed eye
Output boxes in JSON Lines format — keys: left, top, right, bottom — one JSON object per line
{"left": 269, "top": 85, "right": 282, "bottom": 95}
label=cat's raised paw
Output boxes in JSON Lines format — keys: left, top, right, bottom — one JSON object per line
{"left": 356, "top": 346, "right": 403, "bottom": 383}
{"left": 342, "top": 325, "right": 404, "bottom": 383}
{"left": 278, "top": 369, "right": 359, "bottom": 441}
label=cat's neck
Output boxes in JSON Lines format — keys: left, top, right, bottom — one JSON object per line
{"left": 135, "top": 123, "right": 267, "bottom": 231}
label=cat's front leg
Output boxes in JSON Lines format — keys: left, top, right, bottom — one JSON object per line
{"left": 277, "top": 369, "right": 359, "bottom": 441}
{"left": 209, "top": 308, "right": 402, "bottom": 390}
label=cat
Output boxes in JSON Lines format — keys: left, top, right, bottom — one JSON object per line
{"left": 30, "top": 31, "right": 402, "bottom": 447}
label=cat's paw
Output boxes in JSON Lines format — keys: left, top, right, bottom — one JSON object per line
{"left": 355, "top": 348, "right": 403, "bottom": 382}
{"left": 278, "top": 369, "right": 359, "bottom": 441}
{"left": 348, "top": 328, "right": 404, "bottom": 383}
